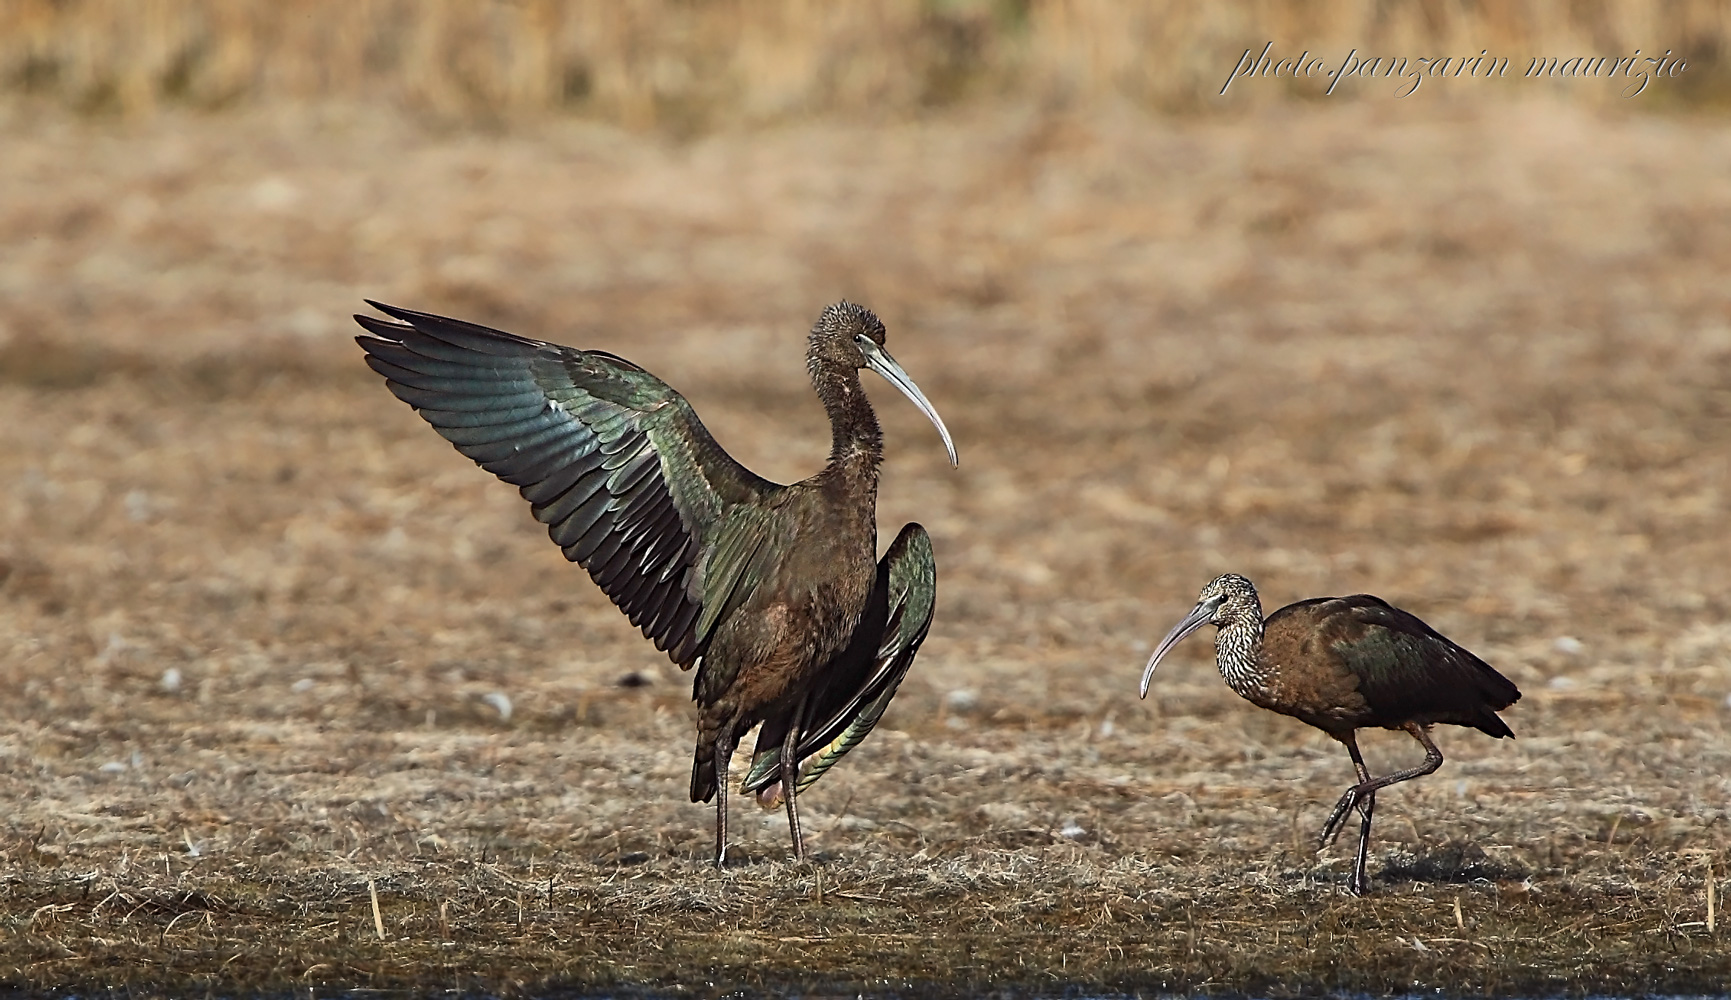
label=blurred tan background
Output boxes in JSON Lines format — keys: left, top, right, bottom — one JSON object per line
{"left": 1, "top": 2, "right": 1730, "bottom": 987}
{"left": 5, "top": 0, "right": 1731, "bottom": 122}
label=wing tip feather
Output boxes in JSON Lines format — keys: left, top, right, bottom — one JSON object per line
{"left": 355, "top": 298, "right": 725, "bottom": 678}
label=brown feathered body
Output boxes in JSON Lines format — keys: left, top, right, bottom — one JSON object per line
{"left": 1240, "top": 595, "right": 1518, "bottom": 741}
{"left": 688, "top": 436, "right": 881, "bottom": 803}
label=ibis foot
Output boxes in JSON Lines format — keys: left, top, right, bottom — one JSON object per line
{"left": 1316, "top": 782, "right": 1379, "bottom": 895}
{"left": 1318, "top": 783, "right": 1375, "bottom": 849}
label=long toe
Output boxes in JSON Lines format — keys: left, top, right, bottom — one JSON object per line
{"left": 1317, "top": 790, "right": 1360, "bottom": 848}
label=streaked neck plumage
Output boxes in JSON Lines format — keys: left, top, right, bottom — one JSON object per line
{"left": 1214, "top": 602, "right": 1269, "bottom": 700}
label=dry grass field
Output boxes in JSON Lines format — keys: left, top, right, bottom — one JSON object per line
{"left": 2, "top": 76, "right": 1731, "bottom": 997}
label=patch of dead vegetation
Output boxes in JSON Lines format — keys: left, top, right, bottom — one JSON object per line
{"left": 3, "top": 843, "right": 1728, "bottom": 995}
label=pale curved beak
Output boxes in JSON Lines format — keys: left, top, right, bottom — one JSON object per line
{"left": 1139, "top": 598, "right": 1219, "bottom": 698}
{"left": 861, "top": 340, "right": 959, "bottom": 467}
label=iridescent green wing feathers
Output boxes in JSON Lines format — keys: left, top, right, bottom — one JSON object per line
{"left": 353, "top": 301, "right": 778, "bottom": 668}
{"left": 742, "top": 522, "right": 936, "bottom": 795}
{"left": 1325, "top": 595, "right": 1520, "bottom": 737}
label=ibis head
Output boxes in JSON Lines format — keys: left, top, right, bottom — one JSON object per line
{"left": 808, "top": 302, "right": 958, "bottom": 467}
{"left": 1139, "top": 572, "right": 1261, "bottom": 697}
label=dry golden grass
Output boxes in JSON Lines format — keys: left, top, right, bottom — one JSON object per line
{"left": 1, "top": 91, "right": 1730, "bottom": 993}
{"left": 4, "top": 0, "right": 1731, "bottom": 125}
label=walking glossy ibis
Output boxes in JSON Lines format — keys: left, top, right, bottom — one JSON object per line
{"left": 354, "top": 301, "right": 956, "bottom": 866}
{"left": 1138, "top": 573, "right": 1520, "bottom": 895}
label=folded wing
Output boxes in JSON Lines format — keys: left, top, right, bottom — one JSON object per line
{"left": 742, "top": 522, "right": 936, "bottom": 796}
{"left": 1324, "top": 595, "right": 1521, "bottom": 737}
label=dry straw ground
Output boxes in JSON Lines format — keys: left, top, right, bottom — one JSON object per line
{"left": 3, "top": 5, "right": 1731, "bottom": 998}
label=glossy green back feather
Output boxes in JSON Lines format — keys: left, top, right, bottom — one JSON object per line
{"left": 1319, "top": 595, "right": 1520, "bottom": 736}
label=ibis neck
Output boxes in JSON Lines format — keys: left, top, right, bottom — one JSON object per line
{"left": 813, "top": 365, "right": 883, "bottom": 483}
{"left": 1214, "top": 616, "right": 1269, "bottom": 700}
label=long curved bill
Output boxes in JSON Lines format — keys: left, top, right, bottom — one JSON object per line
{"left": 1139, "top": 598, "right": 1219, "bottom": 698}
{"left": 861, "top": 340, "right": 959, "bottom": 467}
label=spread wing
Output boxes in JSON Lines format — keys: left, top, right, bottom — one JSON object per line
{"left": 742, "top": 522, "right": 936, "bottom": 795}
{"left": 1321, "top": 595, "right": 1521, "bottom": 736}
{"left": 353, "top": 301, "right": 778, "bottom": 668}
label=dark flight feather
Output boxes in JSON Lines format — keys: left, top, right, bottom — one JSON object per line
{"left": 354, "top": 301, "right": 778, "bottom": 669}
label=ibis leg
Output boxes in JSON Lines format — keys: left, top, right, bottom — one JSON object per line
{"left": 1318, "top": 724, "right": 1445, "bottom": 893}
{"left": 1346, "top": 738, "right": 1378, "bottom": 897}
{"left": 1320, "top": 733, "right": 1377, "bottom": 848}
{"left": 1350, "top": 783, "right": 1377, "bottom": 896}
{"left": 781, "top": 700, "right": 808, "bottom": 861}
{"left": 712, "top": 728, "right": 735, "bottom": 868}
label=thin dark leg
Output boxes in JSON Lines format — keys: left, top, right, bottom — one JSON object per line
{"left": 712, "top": 728, "right": 735, "bottom": 868}
{"left": 781, "top": 699, "right": 808, "bottom": 861}
{"left": 1343, "top": 737, "right": 1378, "bottom": 895}
{"left": 1347, "top": 734, "right": 1375, "bottom": 823}
{"left": 1318, "top": 724, "right": 1445, "bottom": 892}
{"left": 1320, "top": 733, "right": 1376, "bottom": 848}
{"left": 1351, "top": 789, "right": 1377, "bottom": 896}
